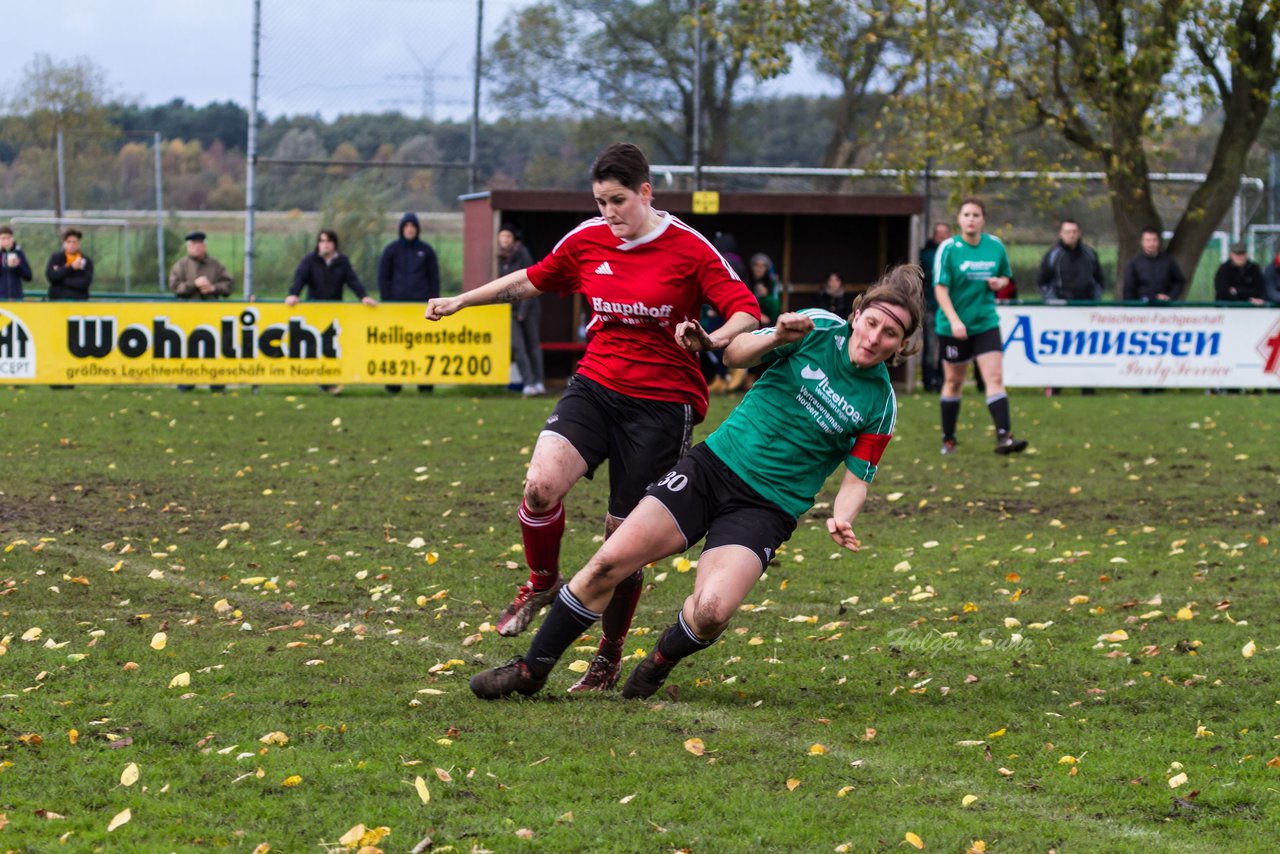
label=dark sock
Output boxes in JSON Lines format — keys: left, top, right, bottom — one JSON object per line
{"left": 598, "top": 568, "right": 643, "bottom": 660}
{"left": 940, "top": 396, "right": 961, "bottom": 441}
{"left": 986, "top": 393, "right": 1012, "bottom": 436}
{"left": 523, "top": 587, "right": 601, "bottom": 678}
{"left": 655, "top": 612, "right": 715, "bottom": 663}
{"left": 519, "top": 500, "right": 565, "bottom": 591}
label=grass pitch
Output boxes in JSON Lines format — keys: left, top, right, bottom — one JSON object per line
{"left": 0, "top": 384, "right": 1276, "bottom": 852}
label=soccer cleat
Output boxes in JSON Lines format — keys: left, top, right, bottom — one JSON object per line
{"left": 495, "top": 579, "right": 565, "bottom": 637}
{"left": 620, "top": 649, "right": 678, "bottom": 699}
{"left": 469, "top": 656, "right": 547, "bottom": 700}
{"left": 940, "top": 438, "right": 958, "bottom": 456}
{"left": 567, "top": 653, "right": 622, "bottom": 693}
{"left": 994, "top": 434, "right": 1029, "bottom": 455}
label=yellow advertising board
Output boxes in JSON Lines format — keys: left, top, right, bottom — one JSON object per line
{"left": 0, "top": 302, "right": 511, "bottom": 386}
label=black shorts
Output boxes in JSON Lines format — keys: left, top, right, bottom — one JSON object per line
{"left": 940, "top": 326, "right": 1003, "bottom": 364}
{"left": 645, "top": 443, "right": 796, "bottom": 574}
{"left": 542, "top": 374, "right": 694, "bottom": 518}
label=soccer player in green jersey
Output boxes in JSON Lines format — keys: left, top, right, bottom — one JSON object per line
{"left": 933, "top": 198, "right": 1029, "bottom": 456}
{"left": 469, "top": 264, "right": 923, "bottom": 702}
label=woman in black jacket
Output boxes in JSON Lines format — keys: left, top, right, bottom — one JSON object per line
{"left": 285, "top": 230, "right": 376, "bottom": 306}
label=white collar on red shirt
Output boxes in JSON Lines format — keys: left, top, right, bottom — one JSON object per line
{"left": 616, "top": 211, "right": 672, "bottom": 251}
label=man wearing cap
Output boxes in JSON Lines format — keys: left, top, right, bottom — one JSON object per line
{"left": 170, "top": 231, "right": 233, "bottom": 391}
{"left": 1213, "top": 243, "right": 1266, "bottom": 306}
{"left": 169, "top": 231, "right": 233, "bottom": 301}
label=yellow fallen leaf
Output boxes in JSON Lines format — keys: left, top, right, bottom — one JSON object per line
{"left": 434, "top": 767, "right": 452, "bottom": 783}
{"left": 684, "top": 737, "right": 706, "bottom": 756}
{"left": 415, "top": 775, "right": 430, "bottom": 804}
{"left": 281, "top": 775, "right": 302, "bottom": 787}
{"left": 1175, "top": 607, "right": 1195, "bottom": 621}
{"left": 837, "top": 786, "right": 854, "bottom": 797}
{"left": 1069, "top": 595, "right": 1089, "bottom": 605}
{"left": 168, "top": 672, "right": 191, "bottom": 688}
{"left": 358, "top": 826, "right": 390, "bottom": 847}
{"left": 240, "top": 576, "right": 267, "bottom": 586}
{"left": 251, "top": 845, "right": 270, "bottom": 854}
{"left": 107, "top": 808, "right": 131, "bottom": 832}
{"left": 905, "top": 831, "right": 924, "bottom": 849}
{"left": 567, "top": 659, "right": 589, "bottom": 673}
{"left": 808, "top": 743, "right": 827, "bottom": 755}
{"left": 22, "top": 627, "right": 42, "bottom": 642}
{"left": 150, "top": 632, "right": 167, "bottom": 650}
{"left": 426, "top": 551, "right": 439, "bottom": 565}
{"left": 961, "top": 794, "right": 978, "bottom": 807}
{"left": 786, "top": 778, "right": 801, "bottom": 791}
{"left": 120, "top": 763, "right": 140, "bottom": 787}
{"left": 1243, "top": 640, "right": 1256, "bottom": 658}
{"left": 1266, "top": 757, "right": 1280, "bottom": 768}
{"left": 68, "top": 729, "right": 79, "bottom": 745}
{"left": 259, "top": 731, "right": 289, "bottom": 745}
{"left": 674, "top": 557, "right": 692, "bottom": 573}
{"left": 1099, "top": 630, "right": 1129, "bottom": 643}
{"left": 968, "top": 842, "right": 987, "bottom": 854}
{"left": 988, "top": 727, "right": 1007, "bottom": 739}
{"left": 1168, "top": 772, "right": 1188, "bottom": 788}
{"left": 1058, "top": 755, "right": 1078, "bottom": 765}
{"left": 619, "top": 793, "right": 637, "bottom": 804}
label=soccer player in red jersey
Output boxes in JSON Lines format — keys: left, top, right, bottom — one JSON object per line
{"left": 425, "top": 143, "right": 761, "bottom": 691}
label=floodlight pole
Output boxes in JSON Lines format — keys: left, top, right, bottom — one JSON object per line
{"left": 691, "top": 0, "right": 703, "bottom": 191}
{"left": 244, "top": 0, "right": 262, "bottom": 298}
{"left": 154, "top": 131, "right": 165, "bottom": 292}
{"left": 922, "top": 0, "right": 933, "bottom": 246}
{"left": 469, "top": 0, "right": 483, "bottom": 194}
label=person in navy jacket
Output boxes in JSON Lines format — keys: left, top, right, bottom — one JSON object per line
{"left": 378, "top": 213, "right": 439, "bottom": 393}
{"left": 0, "top": 226, "right": 33, "bottom": 300}
{"left": 286, "top": 229, "right": 376, "bottom": 306}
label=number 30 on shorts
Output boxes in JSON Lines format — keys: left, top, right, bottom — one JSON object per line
{"left": 656, "top": 470, "right": 688, "bottom": 492}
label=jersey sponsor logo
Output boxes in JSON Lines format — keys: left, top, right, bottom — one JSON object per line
{"left": 589, "top": 296, "right": 675, "bottom": 321}
{"left": 800, "top": 363, "right": 863, "bottom": 422}
{"left": 959, "top": 259, "right": 998, "bottom": 274}
{"left": 0, "top": 309, "right": 36, "bottom": 378}
{"left": 594, "top": 261, "right": 614, "bottom": 276}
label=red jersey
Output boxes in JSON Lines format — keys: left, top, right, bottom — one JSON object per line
{"left": 526, "top": 213, "right": 760, "bottom": 420}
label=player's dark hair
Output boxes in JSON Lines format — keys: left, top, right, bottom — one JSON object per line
{"left": 62, "top": 228, "right": 83, "bottom": 240}
{"left": 1060, "top": 218, "right": 1080, "bottom": 229}
{"left": 0, "top": 226, "right": 13, "bottom": 237}
{"left": 591, "top": 143, "right": 651, "bottom": 192}
{"left": 959, "top": 197, "right": 985, "bottom": 215}
{"left": 851, "top": 263, "right": 925, "bottom": 363}
{"left": 316, "top": 229, "right": 340, "bottom": 252}
{"left": 1141, "top": 226, "right": 1161, "bottom": 238}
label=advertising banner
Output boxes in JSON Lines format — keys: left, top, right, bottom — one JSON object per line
{"left": 0, "top": 302, "right": 510, "bottom": 386}
{"left": 998, "top": 305, "right": 1280, "bottom": 389}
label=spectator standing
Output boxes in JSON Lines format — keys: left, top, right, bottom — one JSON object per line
{"left": 933, "top": 198, "right": 1029, "bottom": 456}
{"left": 45, "top": 228, "right": 94, "bottom": 389}
{"left": 730, "top": 252, "right": 783, "bottom": 391}
{"left": 1122, "top": 228, "right": 1184, "bottom": 302}
{"left": 170, "top": 231, "right": 233, "bottom": 391}
{"left": 818, "top": 271, "right": 851, "bottom": 317}
{"left": 46, "top": 228, "right": 94, "bottom": 301}
{"left": 497, "top": 224, "right": 544, "bottom": 396}
{"left": 1038, "top": 219, "right": 1105, "bottom": 396}
{"left": 286, "top": 229, "right": 376, "bottom": 306}
{"left": 287, "top": 229, "right": 375, "bottom": 395}
{"left": 1213, "top": 242, "right": 1265, "bottom": 305}
{"left": 1037, "top": 219, "right": 1105, "bottom": 303}
{"left": 1264, "top": 251, "right": 1280, "bottom": 304}
{"left": 918, "top": 222, "right": 950, "bottom": 392}
{"left": 0, "top": 226, "right": 33, "bottom": 300}
{"left": 379, "top": 212, "right": 440, "bottom": 394}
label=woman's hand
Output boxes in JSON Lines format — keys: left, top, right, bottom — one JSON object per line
{"left": 826, "top": 518, "right": 862, "bottom": 552}
{"left": 674, "top": 319, "right": 715, "bottom": 352}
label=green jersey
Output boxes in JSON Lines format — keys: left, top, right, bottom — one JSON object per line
{"left": 705, "top": 309, "right": 897, "bottom": 518}
{"left": 932, "top": 233, "right": 1011, "bottom": 337}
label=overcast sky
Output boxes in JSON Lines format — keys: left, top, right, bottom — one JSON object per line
{"left": 0, "top": 0, "right": 831, "bottom": 122}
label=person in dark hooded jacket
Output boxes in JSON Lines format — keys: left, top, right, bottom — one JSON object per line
{"left": 287, "top": 229, "right": 376, "bottom": 305}
{"left": 378, "top": 212, "right": 439, "bottom": 302}
{"left": 378, "top": 212, "right": 440, "bottom": 392}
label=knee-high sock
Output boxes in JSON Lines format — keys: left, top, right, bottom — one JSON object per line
{"left": 524, "top": 586, "right": 601, "bottom": 678}
{"left": 655, "top": 611, "right": 716, "bottom": 663}
{"left": 519, "top": 500, "right": 564, "bottom": 592}
{"left": 940, "top": 396, "right": 962, "bottom": 441}
{"left": 598, "top": 568, "right": 643, "bottom": 660}
{"left": 986, "top": 392, "right": 1012, "bottom": 436}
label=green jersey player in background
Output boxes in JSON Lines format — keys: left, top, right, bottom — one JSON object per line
{"left": 469, "top": 264, "right": 923, "bottom": 702}
{"left": 933, "top": 198, "right": 1029, "bottom": 456}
